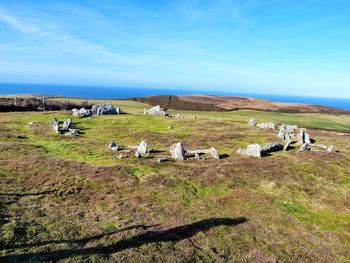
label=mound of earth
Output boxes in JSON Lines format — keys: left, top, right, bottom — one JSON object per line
{"left": 135, "top": 95, "right": 350, "bottom": 114}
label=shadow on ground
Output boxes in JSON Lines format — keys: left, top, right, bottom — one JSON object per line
{"left": 0, "top": 217, "right": 247, "bottom": 262}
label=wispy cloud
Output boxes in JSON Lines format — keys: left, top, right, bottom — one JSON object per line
{"left": 0, "top": 7, "right": 40, "bottom": 34}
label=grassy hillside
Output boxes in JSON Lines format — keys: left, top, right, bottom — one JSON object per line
{"left": 1, "top": 99, "right": 350, "bottom": 262}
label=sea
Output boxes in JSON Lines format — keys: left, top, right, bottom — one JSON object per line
{"left": 0, "top": 83, "right": 349, "bottom": 111}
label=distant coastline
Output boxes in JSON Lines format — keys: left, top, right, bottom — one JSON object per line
{"left": 0, "top": 83, "right": 349, "bottom": 111}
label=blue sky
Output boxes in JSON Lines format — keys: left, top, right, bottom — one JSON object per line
{"left": 0, "top": 0, "right": 349, "bottom": 98}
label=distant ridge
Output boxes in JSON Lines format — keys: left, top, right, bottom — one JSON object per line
{"left": 134, "top": 95, "right": 350, "bottom": 114}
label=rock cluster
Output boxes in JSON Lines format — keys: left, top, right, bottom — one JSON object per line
{"left": 72, "top": 108, "right": 92, "bottom": 118}
{"left": 244, "top": 118, "right": 337, "bottom": 156}
{"left": 52, "top": 118, "right": 79, "bottom": 136}
{"left": 92, "top": 104, "right": 120, "bottom": 116}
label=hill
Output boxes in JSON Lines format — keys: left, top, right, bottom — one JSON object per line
{"left": 135, "top": 95, "right": 350, "bottom": 114}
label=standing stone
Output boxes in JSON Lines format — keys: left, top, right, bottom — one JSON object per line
{"left": 170, "top": 142, "right": 186, "bottom": 160}
{"left": 144, "top": 108, "right": 148, "bottom": 115}
{"left": 137, "top": 141, "right": 148, "bottom": 155}
{"left": 298, "top": 129, "right": 311, "bottom": 145}
{"left": 53, "top": 119, "right": 60, "bottom": 134}
{"left": 248, "top": 119, "right": 257, "bottom": 126}
{"left": 209, "top": 147, "right": 220, "bottom": 159}
{"left": 63, "top": 119, "right": 72, "bottom": 131}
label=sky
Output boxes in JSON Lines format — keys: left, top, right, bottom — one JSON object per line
{"left": 0, "top": 0, "right": 349, "bottom": 98}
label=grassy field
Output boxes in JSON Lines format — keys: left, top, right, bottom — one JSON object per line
{"left": 1, "top": 99, "right": 350, "bottom": 262}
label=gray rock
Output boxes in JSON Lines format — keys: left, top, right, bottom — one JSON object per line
{"left": 53, "top": 119, "right": 60, "bottom": 134}
{"left": 62, "top": 119, "right": 72, "bottom": 131}
{"left": 209, "top": 147, "right": 220, "bottom": 159}
{"left": 109, "top": 141, "right": 120, "bottom": 151}
{"left": 135, "top": 151, "right": 141, "bottom": 158}
{"left": 194, "top": 152, "right": 200, "bottom": 160}
{"left": 65, "top": 129, "right": 78, "bottom": 136}
{"left": 92, "top": 104, "right": 119, "bottom": 116}
{"left": 299, "top": 143, "right": 309, "bottom": 151}
{"left": 157, "top": 157, "right": 167, "bottom": 163}
{"left": 72, "top": 108, "right": 92, "bottom": 118}
{"left": 137, "top": 141, "right": 148, "bottom": 155}
{"left": 262, "top": 142, "right": 283, "bottom": 153}
{"left": 326, "top": 145, "right": 334, "bottom": 152}
{"left": 248, "top": 119, "right": 257, "bottom": 126}
{"left": 298, "top": 129, "right": 311, "bottom": 145}
{"left": 145, "top": 105, "right": 168, "bottom": 116}
{"left": 257, "top": 122, "right": 275, "bottom": 129}
{"left": 170, "top": 142, "right": 186, "bottom": 160}
{"left": 237, "top": 144, "right": 262, "bottom": 157}
{"left": 284, "top": 140, "right": 292, "bottom": 151}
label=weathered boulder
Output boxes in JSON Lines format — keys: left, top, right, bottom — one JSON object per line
{"left": 145, "top": 105, "right": 168, "bottom": 116}
{"left": 262, "top": 142, "right": 283, "bottom": 153}
{"left": 170, "top": 142, "right": 186, "bottom": 160}
{"left": 248, "top": 119, "right": 257, "bottom": 126}
{"left": 237, "top": 144, "right": 262, "bottom": 157}
{"left": 137, "top": 141, "right": 148, "bottom": 155}
{"left": 92, "top": 104, "right": 119, "bottom": 116}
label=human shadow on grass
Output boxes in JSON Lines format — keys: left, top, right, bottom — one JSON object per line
{"left": 0, "top": 217, "right": 247, "bottom": 262}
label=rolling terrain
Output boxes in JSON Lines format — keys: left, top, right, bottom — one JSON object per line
{"left": 0, "top": 99, "right": 350, "bottom": 262}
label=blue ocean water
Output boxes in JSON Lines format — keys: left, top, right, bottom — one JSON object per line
{"left": 0, "top": 83, "right": 349, "bottom": 111}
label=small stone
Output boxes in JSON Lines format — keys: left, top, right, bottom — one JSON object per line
{"left": 194, "top": 152, "right": 200, "bottom": 160}
{"left": 168, "top": 125, "right": 173, "bottom": 129}
{"left": 248, "top": 119, "right": 257, "bottom": 126}
{"left": 157, "top": 157, "right": 167, "bottom": 163}
{"left": 326, "top": 145, "right": 334, "bottom": 152}
{"left": 28, "top": 122, "right": 34, "bottom": 125}
{"left": 209, "top": 147, "right": 220, "bottom": 159}
{"left": 65, "top": 129, "right": 78, "bottom": 136}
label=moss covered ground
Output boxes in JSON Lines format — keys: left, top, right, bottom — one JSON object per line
{"left": 0, "top": 99, "right": 349, "bottom": 262}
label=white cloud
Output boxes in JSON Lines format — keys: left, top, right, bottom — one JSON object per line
{"left": 0, "top": 7, "right": 40, "bottom": 34}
